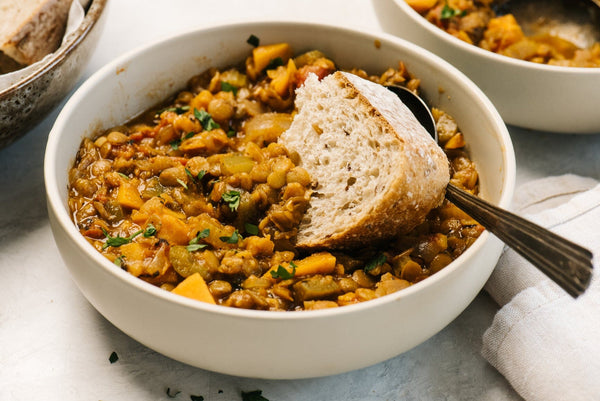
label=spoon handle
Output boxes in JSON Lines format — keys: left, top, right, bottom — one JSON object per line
{"left": 445, "top": 184, "right": 593, "bottom": 298}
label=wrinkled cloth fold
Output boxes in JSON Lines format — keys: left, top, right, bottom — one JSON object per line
{"left": 482, "top": 174, "right": 600, "bottom": 401}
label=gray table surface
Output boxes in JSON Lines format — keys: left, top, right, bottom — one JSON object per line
{"left": 1, "top": 1, "right": 599, "bottom": 400}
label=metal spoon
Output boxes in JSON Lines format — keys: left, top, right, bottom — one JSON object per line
{"left": 494, "top": 0, "right": 600, "bottom": 48}
{"left": 387, "top": 85, "right": 594, "bottom": 298}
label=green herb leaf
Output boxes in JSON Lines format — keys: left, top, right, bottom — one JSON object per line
{"left": 102, "top": 228, "right": 143, "bottom": 250}
{"left": 246, "top": 34, "right": 260, "bottom": 47}
{"left": 244, "top": 223, "right": 259, "bottom": 235}
{"left": 166, "top": 388, "right": 180, "bottom": 398}
{"left": 227, "top": 129, "right": 237, "bottom": 138}
{"left": 194, "top": 108, "right": 220, "bottom": 131}
{"left": 222, "top": 190, "right": 241, "bottom": 212}
{"left": 219, "top": 229, "right": 240, "bottom": 244}
{"left": 176, "top": 178, "right": 188, "bottom": 190}
{"left": 221, "top": 81, "right": 238, "bottom": 95}
{"left": 197, "top": 170, "right": 206, "bottom": 181}
{"left": 186, "top": 244, "right": 208, "bottom": 252}
{"left": 117, "top": 172, "right": 129, "bottom": 180}
{"left": 170, "top": 139, "right": 181, "bottom": 150}
{"left": 364, "top": 253, "right": 387, "bottom": 272}
{"left": 185, "top": 168, "right": 196, "bottom": 182}
{"left": 190, "top": 396, "right": 205, "bottom": 401}
{"left": 264, "top": 57, "right": 284, "bottom": 71}
{"left": 108, "top": 351, "right": 119, "bottom": 364}
{"left": 157, "top": 105, "right": 190, "bottom": 115}
{"left": 187, "top": 229, "right": 210, "bottom": 251}
{"left": 113, "top": 255, "right": 125, "bottom": 268}
{"left": 270, "top": 262, "right": 296, "bottom": 280}
{"left": 440, "top": 3, "right": 466, "bottom": 19}
{"left": 143, "top": 224, "right": 157, "bottom": 237}
{"left": 242, "top": 390, "right": 269, "bottom": 401}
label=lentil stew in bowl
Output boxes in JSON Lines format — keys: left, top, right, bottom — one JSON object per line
{"left": 67, "top": 40, "right": 483, "bottom": 311}
{"left": 407, "top": 0, "right": 600, "bottom": 67}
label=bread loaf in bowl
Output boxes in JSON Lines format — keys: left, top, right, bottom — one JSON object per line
{"left": 0, "top": 0, "right": 72, "bottom": 67}
{"left": 279, "top": 71, "right": 450, "bottom": 249}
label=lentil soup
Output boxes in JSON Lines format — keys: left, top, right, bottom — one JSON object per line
{"left": 68, "top": 41, "right": 483, "bottom": 311}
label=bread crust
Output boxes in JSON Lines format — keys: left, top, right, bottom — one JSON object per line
{"left": 279, "top": 71, "right": 450, "bottom": 250}
{"left": 0, "top": 0, "right": 73, "bottom": 66}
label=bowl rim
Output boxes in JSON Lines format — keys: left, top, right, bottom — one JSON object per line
{"left": 44, "top": 20, "right": 515, "bottom": 321}
{"left": 0, "top": 0, "right": 109, "bottom": 99}
{"left": 392, "top": 0, "right": 600, "bottom": 75}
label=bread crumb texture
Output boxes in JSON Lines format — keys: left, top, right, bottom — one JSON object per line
{"left": 279, "top": 71, "right": 450, "bottom": 249}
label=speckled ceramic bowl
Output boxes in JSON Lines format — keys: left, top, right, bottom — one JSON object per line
{"left": 0, "top": 0, "right": 108, "bottom": 149}
{"left": 45, "top": 21, "right": 515, "bottom": 379}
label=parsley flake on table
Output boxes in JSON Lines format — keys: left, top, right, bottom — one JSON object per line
{"left": 108, "top": 351, "right": 119, "bottom": 364}
{"left": 241, "top": 390, "right": 269, "bottom": 401}
{"left": 194, "top": 108, "right": 220, "bottom": 131}
{"left": 222, "top": 190, "right": 241, "bottom": 212}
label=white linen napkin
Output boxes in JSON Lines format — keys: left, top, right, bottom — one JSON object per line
{"left": 482, "top": 174, "right": 600, "bottom": 401}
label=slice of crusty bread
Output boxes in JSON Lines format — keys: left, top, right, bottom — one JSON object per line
{"left": 0, "top": 0, "right": 73, "bottom": 66}
{"left": 279, "top": 71, "right": 450, "bottom": 249}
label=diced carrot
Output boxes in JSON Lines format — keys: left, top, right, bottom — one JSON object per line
{"left": 156, "top": 214, "right": 189, "bottom": 245}
{"left": 172, "top": 273, "right": 216, "bottom": 304}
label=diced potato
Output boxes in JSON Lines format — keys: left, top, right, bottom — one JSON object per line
{"left": 268, "top": 59, "right": 297, "bottom": 97}
{"left": 172, "top": 273, "right": 216, "bottom": 304}
{"left": 247, "top": 43, "right": 293, "bottom": 79}
{"left": 117, "top": 182, "right": 144, "bottom": 209}
{"left": 405, "top": 0, "right": 437, "bottom": 13}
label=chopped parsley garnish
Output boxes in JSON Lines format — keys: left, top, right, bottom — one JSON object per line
{"left": 101, "top": 228, "right": 143, "bottom": 249}
{"left": 222, "top": 190, "right": 241, "bottom": 212}
{"left": 221, "top": 81, "right": 238, "bottom": 95}
{"left": 143, "top": 223, "right": 157, "bottom": 237}
{"left": 219, "top": 229, "right": 240, "bottom": 244}
{"left": 246, "top": 34, "right": 260, "bottom": 47}
{"left": 117, "top": 172, "right": 129, "bottom": 179}
{"left": 170, "top": 139, "right": 180, "bottom": 150}
{"left": 190, "top": 396, "right": 205, "bottom": 401}
{"left": 108, "top": 351, "right": 119, "bottom": 364}
{"left": 197, "top": 170, "right": 206, "bottom": 181}
{"left": 176, "top": 178, "right": 188, "bottom": 190}
{"left": 364, "top": 253, "right": 387, "bottom": 272}
{"left": 113, "top": 255, "right": 125, "bottom": 267}
{"left": 270, "top": 262, "right": 296, "bottom": 280}
{"left": 194, "top": 108, "right": 220, "bottom": 131}
{"left": 265, "top": 57, "right": 284, "bottom": 71}
{"left": 226, "top": 128, "right": 237, "bottom": 138}
{"left": 241, "top": 390, "right": 269, "bottom": 401}
{"left": 244, "top": 223, "right": 259, "bottom": 235}
{"left": 166, "top": 388, "right": 180, "bottom": 398}
{"left": 440, "top": 3, "right": 466, "bottom": 19}
{"left": 157, "top": 105, "right": 190, "bottom": 115}
{"left": 187, "top": 229, "right": 210, "bottom": 252}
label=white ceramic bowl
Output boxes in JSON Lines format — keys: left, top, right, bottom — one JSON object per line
{"left": 45, "top": 21, "right": 515, "bottom": 379}
{"left": 392, "top": 0, "right": 600, "bottom": 134}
